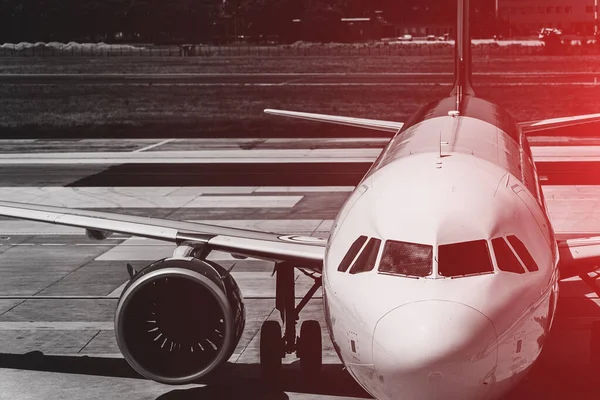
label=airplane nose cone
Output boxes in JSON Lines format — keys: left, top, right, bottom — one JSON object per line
{"left": 373, "top": 301, "right": 497, "bottom": 400}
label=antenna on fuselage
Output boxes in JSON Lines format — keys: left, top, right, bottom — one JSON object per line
{"left": 450, "top": 0, "right": 475, "bottom": 110}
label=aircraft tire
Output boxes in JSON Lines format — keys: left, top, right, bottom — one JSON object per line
{"left": 298, "top": 320, "right": 322, "bottom": 378}
{"left": 260, "top": 320, "right": 283, "bottom": 378}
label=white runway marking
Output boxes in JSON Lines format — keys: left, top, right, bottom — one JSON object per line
{"left": 0, "top": 148, "right": 381, "bottom": 164}
{"left": 0, "top": 188, "right": 303, "bottom": 209}
{"left": 133, "top": 138, "right": 176, "bottom": 153}
{"left": 107, "top": 282, "right": 128, "bottom": 298}
{"left": 0, "top": 186, "right": 352, "bottom": 200}
{"left": 0, "top": 145, "right": 593, "bottom": 164}
{"left": 254, "top": 186, "right": 354, "bottom": 192}
{"left": 183, "top": 195, "right": 302, "bottom": 208}
{"left": 0, "top": 322, "right": 114, "bottom": 330}
{"left": 0, "top": 137, "right": 389, "bottom": 152}
{"left": 74, "top": 243, "right": 118, "bottom": 246}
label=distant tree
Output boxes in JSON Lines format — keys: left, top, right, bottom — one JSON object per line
{"left": 236, "top": 0, "right": 296, "bottom": 41}
{"left": 302, "top": 2, "right": 344, "bottom": 42}
{"left": 0, "top": 0, "right": 498, "bottom": 44}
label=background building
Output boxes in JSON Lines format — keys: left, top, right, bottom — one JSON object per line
{"left": 498, "top": 0, "right": 598, "bottom": 36}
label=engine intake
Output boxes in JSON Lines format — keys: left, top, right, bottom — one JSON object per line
{"left": 115, "top": 257, "right": 245, "bottom": 384}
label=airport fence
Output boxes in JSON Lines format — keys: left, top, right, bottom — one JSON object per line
{"left": 1, "top": 42, "right": 598, "bottom": 57}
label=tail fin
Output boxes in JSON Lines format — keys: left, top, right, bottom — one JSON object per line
{"left": 450, "top": 0, "right": 475, "bottom": 104}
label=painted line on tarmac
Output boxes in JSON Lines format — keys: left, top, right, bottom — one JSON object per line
{"left": 0, "top": 157, "right": 376, "bottom": 164}
{"left": 254, "top": 186, "right": 354, "bottom": 192}
{"left": 74, "top": 243, "right": 121, "bottom": 246}
{"left": 107, "top": 282, "right": 128, "bottom": 298}
{"left": 41, "top": 353, "right": 125, "bottom": 358}
{"left": 12, "top": 243, "right": 117, "bottom": 246}
{"left": 133, "top": 138, "right": 176, "bottom": 153}
{"left": 0, "top": 322, "right": 114, "bottom": 330}
{"left": 0, "top": 148, "right": 381, "bottom": 164}
{"left": 1, "top": 243, "right": 116, "bottom": 246}
{"left": 0, "top": 194, "right": 303, "bottom": 209}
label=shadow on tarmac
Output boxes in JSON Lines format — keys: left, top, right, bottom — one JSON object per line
{"left": 1, "top": 349, "right": 600, "bottom": 399}
{"left": 0, "top": 352, "right": 371, "bottom": 399}
{"left": 60, "top": 161, "right": 600, "bottom": 188}
{"left": 67, "top": 163, "right": 370, "bottom": 187}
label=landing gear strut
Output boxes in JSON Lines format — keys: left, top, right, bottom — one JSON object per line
{"left": 259, "top": 262, "right": 323, "bottom": 378}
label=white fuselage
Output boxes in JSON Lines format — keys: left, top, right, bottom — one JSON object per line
{"left": 321, "top": 101, "right": 560, "bottom": 400}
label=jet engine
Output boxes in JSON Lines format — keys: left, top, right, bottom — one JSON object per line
{"left": 114, "top": 257, "right": 245, "bottom": 384}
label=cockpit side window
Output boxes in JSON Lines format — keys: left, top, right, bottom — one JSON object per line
{"left": 349, "top": 238, "right": 381, "bottom": 274}
{"left": 492, "top": 237, "right": 526, "bottom": 274}
{"left": 337, "top": 235, "right": 368, "bottom": 272}
{"left": 507, "top": 235, "right": 540, "bottom": 272}
{"left": 438, "top": 240, "right": 494, "bottom": 277}
{"left": 378, "top": 240, "right": 433, "bottom": 277}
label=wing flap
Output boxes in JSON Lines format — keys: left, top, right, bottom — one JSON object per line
{"left": 0, "top": 201, "right": 325, "bottom": 268}
{"left": 264, "top": 109, "right": 403, "bottom": 133}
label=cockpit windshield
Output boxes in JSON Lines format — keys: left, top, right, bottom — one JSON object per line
{"left": 378, "top": 240, "right": 433, "bottom": 277}
{"left": 374, "top": 236, "right": 533, "bottom": 279}
{"left": 438, "top": 239, "right": 494, "bottom": 278}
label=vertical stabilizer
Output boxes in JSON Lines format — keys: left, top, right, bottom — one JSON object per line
{"left": 450, "top": 0, "right": 475, "bottom": 106}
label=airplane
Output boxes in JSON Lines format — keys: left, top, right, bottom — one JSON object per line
{"left": 4, "top": 0, "right": 600, "bottom": 399}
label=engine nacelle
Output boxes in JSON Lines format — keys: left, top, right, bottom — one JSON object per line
{"left": 114, "top": 257, "right": 245, "bottom": 384}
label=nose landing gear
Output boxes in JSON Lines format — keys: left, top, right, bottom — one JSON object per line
{"left": 259, "top": 262, "right": 323, "bottom": 378}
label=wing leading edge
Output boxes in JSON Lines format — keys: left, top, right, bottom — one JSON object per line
{"left": 264, "top": 109, "right": 404, "bottom": 133}
{"left": 520, "top": 112, "right": 600, "bottom": 134}
{"left": 0, "top": 201, "right": 325, "bottom": 269}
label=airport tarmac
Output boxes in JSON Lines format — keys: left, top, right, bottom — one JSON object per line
{"left": 3, "top": 72, "right": 600, "bottom": 86}
{"left": 2, "top": 138, "right": 600, "bottom": 399}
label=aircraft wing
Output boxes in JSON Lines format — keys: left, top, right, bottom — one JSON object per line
{"left": 558, "top": 237, "right": 600, "bottom": 269}
{"left": 264, "top": 109, "right": 404, "bottom": 133}
{"left": 520, "top": 112, "right": 600, "bottom": 134}
{"left": 0, "top": 201, "right": 326, "bottom": 269}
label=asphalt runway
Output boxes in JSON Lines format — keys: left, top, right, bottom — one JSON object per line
{"left": 2, "top": 138, "right": 600, "bottom": 399}
{"left": 6, "top": 162, "right": 600, "bottom": 187}
{"left": 1, "top": 138, "right": 600, "bottom": 186}
{"left": 3, "top": 72, "right": 600, "bottom": 86}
